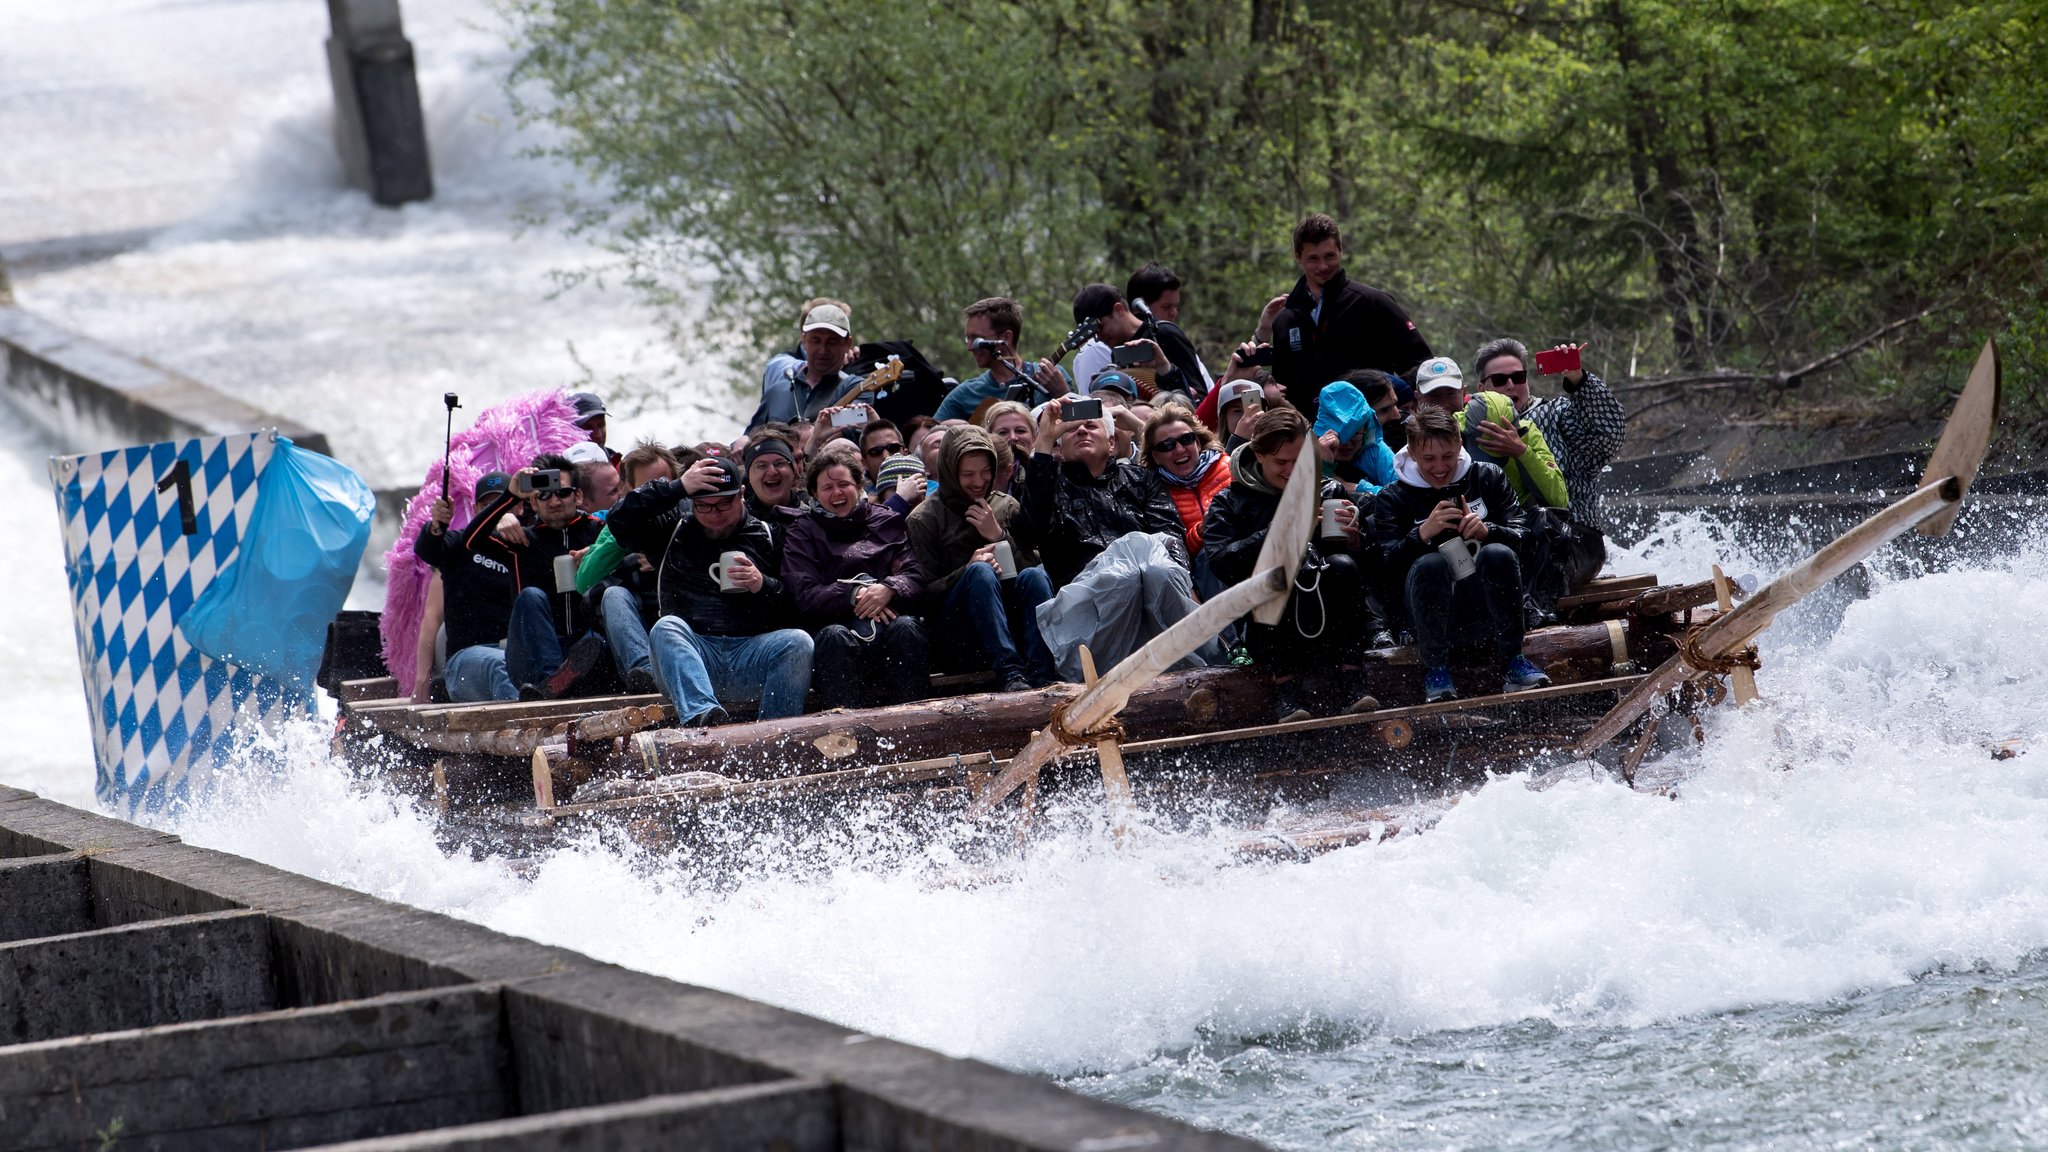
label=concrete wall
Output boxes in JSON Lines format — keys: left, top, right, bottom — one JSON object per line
{"left": 0, "top": 304, "right": 328, "bottom": 458}
{"left": 0, "top": 785, "right": 1268, "bottom": 1151}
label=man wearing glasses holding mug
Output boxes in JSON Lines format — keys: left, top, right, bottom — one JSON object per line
{"left": 607, "top": 456, "right": 814, "bottom": 726}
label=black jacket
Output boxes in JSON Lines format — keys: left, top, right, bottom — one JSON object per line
{"left": 415, "top": 494, "right": 603, "bottom": 651}
{"left": 1270, "top": 270, "right": 1432, "bottom": 420}
{"left": 1198, "top": 444, "right": 1359, "bottom": 587}
{"left": 1018, "top": 452, "right": 1185, "bottom": 588}
{"left": 1144, "top": 316, "right": 1212, "bottom": 403}
{"left": 607, "top": 479, "right": 795, "bottom": 637}
{"left": 1368, "top": 454, "right": 1526, "bottom": 574}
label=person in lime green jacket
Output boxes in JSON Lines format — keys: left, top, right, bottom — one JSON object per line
{"left": 1456, "top": 387, "right": 1569, "bottom": 511}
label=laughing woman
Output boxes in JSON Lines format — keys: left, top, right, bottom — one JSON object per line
{"left": 782, "top": 453, "right": 931, "bottom": 711}
{"left": 1144, "top": 403, "right": 1232, "bottom": 555}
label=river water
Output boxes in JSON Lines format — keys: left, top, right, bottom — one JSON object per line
{"left": 7, "top": 3, "right": 2048, "bottom": 1148}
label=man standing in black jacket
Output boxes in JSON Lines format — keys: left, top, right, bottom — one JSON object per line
{"left": 606, "top": 455, "right": 813, "bottom": 725}
{"left": 1270, "top": 213, "right": 1434, "bottom": 422}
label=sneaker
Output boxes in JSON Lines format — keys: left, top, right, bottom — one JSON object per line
{"left": 540, "top": 634, "right": 607, "bottom": 700}
{"left": 517, "top": 682, "right": 544, "bottom": 702}
{"left": 1000, "top": 674, "right": 1033, "bottom": 694}
{"left": 1503, "top": 655, "right": 1552, "bottom": 693}
{"left": 1423, "top": 668, "right": 1458, "bottom": 703}
{"left": 1367, "top": 630, "right": 1396, "bottom": 650}
{"left": 624, "top": 666, "right": 660, "bottom": 696}
{"left": 1274, "top": 678, "right": 1312, "bottom": 724}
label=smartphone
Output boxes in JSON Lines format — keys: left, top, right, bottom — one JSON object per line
{"left": 1110, "top": 344, "right": 1150, "bottom": 369}
{"left": 1238, "top": 344, "right": 1275, "bottom": 367}
{"left": 1062, "top": 397, "right": 1104, "bottom": 422}
{"left": 830, "top": 407, "right": 867, "bottom": 428}
{"left": 1534, "top": 346, "right": 1582, "bottom": 375}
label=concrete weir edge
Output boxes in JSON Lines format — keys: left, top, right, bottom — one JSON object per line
{"left": 0, "top": 303, "right": 329, "bottom": 458}
{"left": 0, "top": 785, "right": 1266, "bottom": 1151}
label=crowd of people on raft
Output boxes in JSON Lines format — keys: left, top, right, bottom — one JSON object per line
{"left": 415, "top": 213, "right": 1628, "bottom": 723}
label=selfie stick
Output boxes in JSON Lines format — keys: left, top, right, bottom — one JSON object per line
{"left": 441, "top": 392, "right": 460, "bottom": 499}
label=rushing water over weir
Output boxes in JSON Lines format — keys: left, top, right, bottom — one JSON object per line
{"left": 7, "top": 2, "right": 2048, "bottom": 1147}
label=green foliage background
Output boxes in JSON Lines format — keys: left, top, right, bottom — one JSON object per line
{"left": 506, "top": 0, "right": 2046, "bottom": 441}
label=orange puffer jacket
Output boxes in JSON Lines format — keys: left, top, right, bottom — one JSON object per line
{"left": 1158, "top": 452, "right": 1233, "bottom": 554}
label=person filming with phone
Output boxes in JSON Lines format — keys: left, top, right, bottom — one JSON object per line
{"left": 1066, "top": 283, "right": 1209, "bottom": 403}
{"left": 1368, "top": 408, "right": 1550, "bottom": 704}
{"left": 934, "top": 297, "right": 1072, "bottom": 420}
{"left": 417, "top": 456, "right": 606, "bottom": 703}
{"left": 607, "top": 456, "right": 813, "bottom": 725}
{"left": 1020, "top": 396, "right": 1219, "bottom": 678}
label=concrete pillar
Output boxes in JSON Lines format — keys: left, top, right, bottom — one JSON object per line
{"left": 325, "top": 0, "right": 434, "bottom": 206}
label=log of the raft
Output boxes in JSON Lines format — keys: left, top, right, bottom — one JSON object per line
{"left": 535, "top": 619, "right": 1665, "bottom": 806}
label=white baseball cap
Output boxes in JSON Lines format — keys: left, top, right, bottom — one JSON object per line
{"left": 563, "top": 441, "right": 609, "bottom": 465}
{"left": 1413, "top": 356, "right": 1465, "bottom": 394}
{"left": 801, "top": 302, "right": 851, "bottom": 337}
{"left": 1214, "top": 380, "right": 1262, "bottom": 412}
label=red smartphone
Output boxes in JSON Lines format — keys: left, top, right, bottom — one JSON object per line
{"left": 1534, "top": 346, "right": 1582, "bottom": 375}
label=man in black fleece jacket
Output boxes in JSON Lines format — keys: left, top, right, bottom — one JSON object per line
{"left": 1269, "top": 213, "right": 1433, "bottom": 422}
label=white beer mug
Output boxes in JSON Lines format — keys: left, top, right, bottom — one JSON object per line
{"left": 1320, "top": 498, "right": 1351, "bottom": 541}
{"left": 708, "top": 550, "right": 747, "bottom": 591}
{"left": 553, "top": 552, "right": 579, "bottom": 593}
{"left": 1437, "top": 536, "right": 1481, "bottom": 581}
{"left": 991, "top": 540, "right": 1018, "bottom": 580}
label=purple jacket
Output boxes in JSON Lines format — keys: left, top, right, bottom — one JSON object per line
{"left": 781, "top": 501, "right": 926, "bottom": 628}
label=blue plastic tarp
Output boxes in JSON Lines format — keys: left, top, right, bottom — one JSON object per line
{"left": 180, "top": 438, "right": 375, "bottom": 690}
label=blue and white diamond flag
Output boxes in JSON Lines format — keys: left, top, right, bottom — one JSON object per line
{"left": 50, "top": 431, "right": 308, "bottom": 816}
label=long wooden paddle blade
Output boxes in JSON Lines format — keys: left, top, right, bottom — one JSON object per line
{"left": 1250, "top": 446, "right": 1319, "bottom": 626}
{"left": 963, "top": 567, "right": 1290, "bottom": 820}
{"left": 1572, "top": 479, "right": 1961, "bottom": 756}
{"left": 1916, "top": 337, "right": 2000, "bottom": 538}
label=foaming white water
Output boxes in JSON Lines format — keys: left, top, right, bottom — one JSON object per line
{"left": 112, "top": 519, "right": 2048, "bottom": 1080}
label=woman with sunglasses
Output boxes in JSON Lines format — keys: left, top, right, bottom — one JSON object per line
{"left": 781, "top": 450, "right": 931, "bottom": 711}
{"left": 1143, "top": 403, "right": 1231, "bottom": 556}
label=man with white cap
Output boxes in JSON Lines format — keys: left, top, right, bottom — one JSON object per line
{"left": 1411, "top": 355, "right": 1468, "bottom": 413}
{"left": 748, "top": 297, "right": 860, "bottom": 431}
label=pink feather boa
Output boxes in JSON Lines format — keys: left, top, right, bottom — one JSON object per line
{"left": 380, "top": 390, "right": 591, "bottom": 693}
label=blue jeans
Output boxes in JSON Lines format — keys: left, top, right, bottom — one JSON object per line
{"left": 600, "top": 585, "right": 653, "bottom": 676}
{"left": 504, "top": 586, "right": 569, "bottom": 687}
{"left": 445, "top": 643, "right": 516, "bottom": 703}
{"left": 1405, "top": 543, "right": 1525, "bottom": 669}
{"left": 943, "top": 562, "right": 1055, "bottom": 684}
{"left": 649, "top": 615, "right": 814, "bottom": 722}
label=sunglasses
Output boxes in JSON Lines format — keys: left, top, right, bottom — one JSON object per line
{"left": 1483, "top": 371, "right": 1529, "bottom": 387}
{"left": 864, "top": 441, "right": 904, "bottom": 457}
{"left": 532, "top": 488, "right": 577, "bottom": 502}
{"left": 1150, "top": 431, "right": 1203, "bottom": 454}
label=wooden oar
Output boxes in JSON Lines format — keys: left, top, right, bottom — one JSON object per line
{"left": 1574, "top": 337, "right": 2002, "bottom": 758}
{"left": 964, "top": 446, "right": 1320, "bottom": 819}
